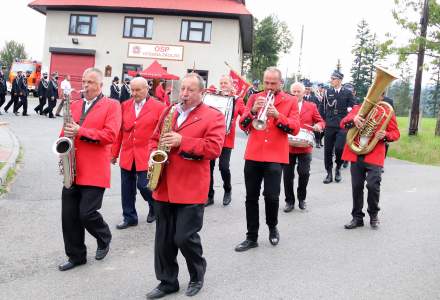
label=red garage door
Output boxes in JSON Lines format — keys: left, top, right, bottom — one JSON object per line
{"left": 50, "top": 53, "right": 95, "bottom": 100}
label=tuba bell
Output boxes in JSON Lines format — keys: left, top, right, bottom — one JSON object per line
{"left": 346, "top": 65, "right": 398, "bottom": 155}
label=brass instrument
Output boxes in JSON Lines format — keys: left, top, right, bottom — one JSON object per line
{"left": 252, "top": 90, "right": 274, "bottom": 130}
{"left": 346, "top": 66, "right": 398, "bottom": 155}
{"left": 147, "top": 105, "right": 177, "bottom": 191}
{"left": 52, "top": 94, "right": 76, "bottom": 188}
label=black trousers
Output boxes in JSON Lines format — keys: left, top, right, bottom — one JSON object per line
{"left": 61, "top": 185, "right": 112, "bottom": 263}
{"left": 35, "top": 96, "right": 47, "bottom": 113}
{"left": 154, "top": 201, "right": 206, "bottom": 290}
{"left": 350, "top": 158, "right": 382, "bottom": 220}
{"left": 4, "top": 94, "right": 18, "bottom": 112}
{"left": 15, "top": 95, "right": 28, "bottom": 114}
{"left": 0, "top": 94, "right": 5, "bottom": 109}
{"left": 42, "top": 97, "right": 57, "bottom": 117}
{"left": 324, "top": 127, "right": 346, "bottom": 171}
{"left": 208, "top": 147, "right": 232, "bottom": 198}
{"left": 282, "top": 153, "right": 312, "bottom": 204}
{"left": 244, "top": 160, "right": 282, "bottom": 242}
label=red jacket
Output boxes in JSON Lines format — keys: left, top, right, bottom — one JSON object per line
{"left": 111, "top": 97, "right": 165, "bottom": 171}
{"left": 224, "top": 97, "right": 245, "bottom": 149}
{"left": 155, "top": 84, "right": 170, "bottom": 106}
{"left": 149, "top": 103, "right": 226, "bottom": 204}
{"left": 289, "top": 101, "right": 325, "bottom": 154}
{"left": 239, "top": 91, "right": 300, "bottom": 164}
{"left": 340, "top": 105, "right": 400, "bottom": 167}
{"left": 61, "top": 96, "right": 122, "bottom": 188}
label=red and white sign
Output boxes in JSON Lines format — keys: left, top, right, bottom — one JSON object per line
{"left": 128, "top": 43, "right": 184, "bottom": 61}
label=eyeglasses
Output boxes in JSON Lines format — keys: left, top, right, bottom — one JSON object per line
{"left": 331, "top": 77, "right": 338, "bottom": 80}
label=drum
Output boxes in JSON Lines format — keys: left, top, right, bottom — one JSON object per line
{"left": 202, "top": 92, "right": 235, "bottom": 134}
{"left": 288, "top": 128, "right": 315, "bottom": 148}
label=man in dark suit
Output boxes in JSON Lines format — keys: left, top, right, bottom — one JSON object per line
{"left": 110, "top": 76, "right": 120, "bottom": 100}
{"left": 0, "top": 71, "right": 6, "bottom": 114}
{"left": 35, "top": 72, "right": 49, "bottom": 114}
{"left": 42, "top": 72, "right": 59, "bottom": 118}
{"left": 321, "top": 70, "right": 355, "bottom": 184}
{"left": 14, "top": 70, "right": 30, "bottom": 116}
{"left": 119, "top": 77, "right": 131, "bottom": 102}
{"left": 4, "top": 70, "right": 22, "bottom": 114}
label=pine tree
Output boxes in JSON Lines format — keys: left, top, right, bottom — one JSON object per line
{"left": 350, "top": 20, "right": 373, "bottom": 99}
{"left": 388, "top": 63, "right": 413, "bottom": 116}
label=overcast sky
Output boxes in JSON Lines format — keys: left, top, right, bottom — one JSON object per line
{"left": 0, "top": 0, "right": 414, "bottom": 83}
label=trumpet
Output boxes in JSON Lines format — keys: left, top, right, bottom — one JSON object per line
{"left": 252, "top": 90, "right": 274, "bottom": 130}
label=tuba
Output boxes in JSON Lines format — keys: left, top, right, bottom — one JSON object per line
{"left": 252, "top": 90, "right": 274, "bottom": 130}
{"left": 52, "top": 94, "right": 76, "bottom": 188}
{"left": 147, "top": 105, "right": 177, "bottom": 191}
{"left": 346, "top": 66, "right": 398, "bottom": 155}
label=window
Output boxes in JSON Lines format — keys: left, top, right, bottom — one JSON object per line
{"left": 122, "top": 64, "right": 142, "bottom": 81}
{"left": 180, "top": 20, "right": 212, "bottom": 43}
{"left": 123, "top": 17, "right": 154, "bottom": 39}
{"left": 69, "top": 14, "right": 97, "bottom": 36}
{"left": 187, "top": 69, "right": 208, "bottom": 87}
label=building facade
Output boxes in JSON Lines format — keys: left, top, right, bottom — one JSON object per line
{"left": 29, "top": 0, "right": 253, "bottom": 96}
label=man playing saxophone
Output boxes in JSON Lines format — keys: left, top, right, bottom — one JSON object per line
{"left": 57, "top": 68, "right": 121, "bottom": 271}
{"left": 145, "top": 73, "right": 225, "bottom": 299}
{"left": 235, "top": 67, "right": 300, "bottom": 252}
{"left": 340, "top": 103, "right": 400, "bottom": 230}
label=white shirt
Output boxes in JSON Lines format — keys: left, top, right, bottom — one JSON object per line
{"left": 83, "top": 96, "right": 98, "bottom": 112}
{"left": 61, "top": 79, "right": 72, "bottom": 96}
{"left": 298, "top": 100, "right": 303, "bottom": 113}
{"left": 135, "top": 99, "right": 146, "bottom": 118}
{"left": 176, "top": 103, "right": 196, "bottom": 128}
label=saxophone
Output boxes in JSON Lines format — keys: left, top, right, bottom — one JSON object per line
{"left": 147, "top": 105, "right": 177, "bottom": 191}
{"left": 52, "top": 94, "right": 76, "bottom": 188}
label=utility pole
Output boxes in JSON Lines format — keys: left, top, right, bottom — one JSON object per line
{"left": 409, "top": 0, "right": 429, "bottom": 135}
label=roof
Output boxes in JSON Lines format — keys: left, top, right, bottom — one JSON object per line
{"left": 28, "top": 0, "right": 253, "bottom": 52}
{"left": 128, "top": 60, "right": 180, "bottom": 80}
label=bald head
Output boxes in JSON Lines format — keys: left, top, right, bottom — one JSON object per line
{"left": 290, "top": 82, "right": 305, "bottom": 101}
{"left": 130, "top": 76, "right": 149, "bottom": 103}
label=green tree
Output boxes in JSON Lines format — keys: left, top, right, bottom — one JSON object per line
{"left": 0, "top": 40, "right": 27, "bottom": 76}
{"left": 247, "top": 15, "right": 293, "bottom": 81}
{"left": 424, "top": 60, "right": 440, "bottom": 117}
{"left": 388, "top": 63, "right": 413, "bottom": 116}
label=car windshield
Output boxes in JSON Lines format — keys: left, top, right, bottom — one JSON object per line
{"left": 11, "top": 63, "right": 36, "bottom": 73}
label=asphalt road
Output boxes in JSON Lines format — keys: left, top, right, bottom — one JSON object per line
{"left": 1, "top": 97, "right": 440, "bottom": 300}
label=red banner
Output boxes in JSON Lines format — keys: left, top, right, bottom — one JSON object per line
{"left": 229, "top": 70, "right": 250, "bottom": 98}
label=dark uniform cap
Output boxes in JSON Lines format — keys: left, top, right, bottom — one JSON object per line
{"left": 113, "top": 76, "right": 119, "bottom": 82}
{"left": 253, "top": 80, "right": 260, "bottom": 85}
{"left": 344, "top": 83, "right": 354, "bottom": 92}
{"left": 331, "top": 70, "right": 344, "bottom": 80}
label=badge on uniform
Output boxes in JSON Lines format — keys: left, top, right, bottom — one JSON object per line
{"left": 333, "top": 109, "right": 338, "bottom": 115}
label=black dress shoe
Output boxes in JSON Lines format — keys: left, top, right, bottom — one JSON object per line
{"left": 283, "top": 203, "right": 294, "bottom": 213}
{"left": 58, "top": 260, "right": 86, "bottom": 271}
{"left": 22, "top": 113, "right": 29, "bottom": 116}
{"left": 146, "top": 211, "right": 156, "bottom": 223}
{"left": 223, "top": 192, "right": 232, "bottom": 206}
{"left": 323, "top": 172, "right": 333, "bottom": 184}
{"left": 13, "top": 112, "right": 19, "bottom": 116}
{"left": 344, "top": 219, "right": 364, "bottom": 229}
{"left": 370, "top": 216, "right": 380, "bottom": 229}
{"left": 95, "top": 244, "right": 110, "bottom": 260}
{"left": 234, "top": 239, "right": 258, "bottom": 252}
{"left": 342, "top": 161, "right": 349, "bottom": 168}
{"left": 185, "top": 281, "right": 203, "bottom": 297}
{"left": 269, "top": 227, "right": 280, "bottom": 246}
{"left": 116, "top": 221, "right": 138, "bottom": 230}
{"left": 335, "top": 168, "right": 342, "bottom": 183}
{"left": 204, "top": 197, "right": 214, "bottom": 207}
{"left": 146, "top": 286, "right": 179, "bottom": 299}
{"left": 316, "top": 144, "right": 321, "bottom": 148}
{"left": 298, "top": 200, "right": 307, "bottom": 210}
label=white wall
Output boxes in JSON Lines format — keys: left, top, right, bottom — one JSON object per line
{"left": 43, "top": 10, "right": 243, "bottom": 94}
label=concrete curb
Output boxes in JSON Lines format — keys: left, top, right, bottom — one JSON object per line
{"left": 0, "top": 126, "right": 20, "bottom": 186}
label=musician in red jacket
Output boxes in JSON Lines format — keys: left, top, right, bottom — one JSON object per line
{"left": 111, "top": 77, "right": 165, "bottom": 228}
{"left": 146, "top": 73, "right": 225, "bottom": 299}
{"left": 206, "top": 75, "right": 245, "bottom": 207}
{"left": 235, "top": 67, "right": 300, "bottom": 252}
{"left": 283, "top": 82, "right": 325, "bottom": 213}
{"left": 58, "top": 68, "right": 122, "bottom": 271}
{"left": 340, "top": 104, "right": 400, "bottom": 230}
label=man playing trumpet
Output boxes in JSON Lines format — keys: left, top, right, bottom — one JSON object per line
{"left": 235, "top": 67, "right": 300, "bottom": 252}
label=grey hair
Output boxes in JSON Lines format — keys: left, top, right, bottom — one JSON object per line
{"left": 264, "top": 67, "right": 282, "bottom": 80}
{"left": 83, "top": 67, "right": 103, "bottom": 84}
{"left": 184, "top": 72, "right": 205, "bottom": 90}
{"left": 130, "top": 76, "right": 149, "bottom": 88}
{"left": 290, "top": 82, "right": 305, "bottom": 93}
{"left": 219, "top": 74, "right": 233, "bottom": 84}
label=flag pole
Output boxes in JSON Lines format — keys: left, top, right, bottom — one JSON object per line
{"left": 224, "top": 61, "right": 250, "bottom": 84}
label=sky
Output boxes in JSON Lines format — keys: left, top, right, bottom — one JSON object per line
{"left": 0, "top": 0, "right": 414, "bottom": 83}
